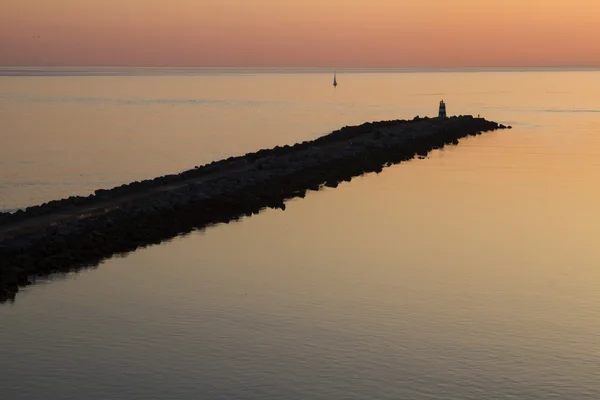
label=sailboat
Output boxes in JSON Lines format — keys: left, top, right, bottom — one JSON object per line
{"left": 333, "top": 71, "right": 337, "bottom": 87}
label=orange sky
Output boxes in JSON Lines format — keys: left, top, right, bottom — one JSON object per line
{"left": 2, "top": 0, "right": 599, "bottom": 67}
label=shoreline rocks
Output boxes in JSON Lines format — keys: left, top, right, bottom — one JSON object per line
{"left": 0, "top": 115, "right": 510, "bottom": 302}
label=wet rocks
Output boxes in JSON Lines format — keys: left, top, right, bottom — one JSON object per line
{"left": 0, "top": 115, "right": 508, "bottom": 301}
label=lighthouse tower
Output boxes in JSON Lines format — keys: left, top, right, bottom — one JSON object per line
{"left": 438, "top": 100, "right": 447, "bottom": 118}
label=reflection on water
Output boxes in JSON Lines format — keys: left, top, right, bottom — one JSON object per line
{"left": 1, "top": 70, "right": 600, "bottom": 399}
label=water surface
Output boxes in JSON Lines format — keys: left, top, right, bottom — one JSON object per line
{"left": 1, "top": 69, "right": 600, "bottom": 399}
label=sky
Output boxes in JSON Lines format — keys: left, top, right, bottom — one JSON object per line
{"left": 2, "top": 0, "right": 600, "bottom": 67}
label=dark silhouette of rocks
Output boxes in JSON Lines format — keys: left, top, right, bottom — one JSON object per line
{"left": 0, "top": 115, "right": 509, "bottom": 302}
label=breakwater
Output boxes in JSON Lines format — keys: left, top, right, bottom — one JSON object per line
{"left": 0, "top": 115, "right": 510, "bottom": 301}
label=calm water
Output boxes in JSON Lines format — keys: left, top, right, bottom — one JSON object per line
{"left": 1, "top": 68, "right": 600, "bottom": 399}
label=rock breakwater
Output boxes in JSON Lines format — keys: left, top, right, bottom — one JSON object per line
{"left": 0, "top": 115, "right": 510, "bottom": 302}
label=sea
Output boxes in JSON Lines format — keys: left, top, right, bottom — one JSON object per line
{"left": 1, "top": 67, "right": 599, "bottom": 399}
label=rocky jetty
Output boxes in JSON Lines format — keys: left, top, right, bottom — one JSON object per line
{"left": 0, "top": 115, "right": 510, "bottom": 302}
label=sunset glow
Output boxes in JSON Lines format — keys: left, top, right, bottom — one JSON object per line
{"left": 2, "top": 0, "right": 600, "bottom": 67}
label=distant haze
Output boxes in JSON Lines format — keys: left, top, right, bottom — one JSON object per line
{"left": 3, "top": 0, "right": 600, "bottom": 67}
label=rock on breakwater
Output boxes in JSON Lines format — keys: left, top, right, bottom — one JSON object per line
{"left": 0, "top": 115, "right": 510, "bottom": 302}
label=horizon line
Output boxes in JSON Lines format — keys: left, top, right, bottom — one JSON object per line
{"left": 0, "top": 65, "right": 600, "bottom": 76}
{"left": 2, "top": 65, "right": 600, "bottom": 69}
